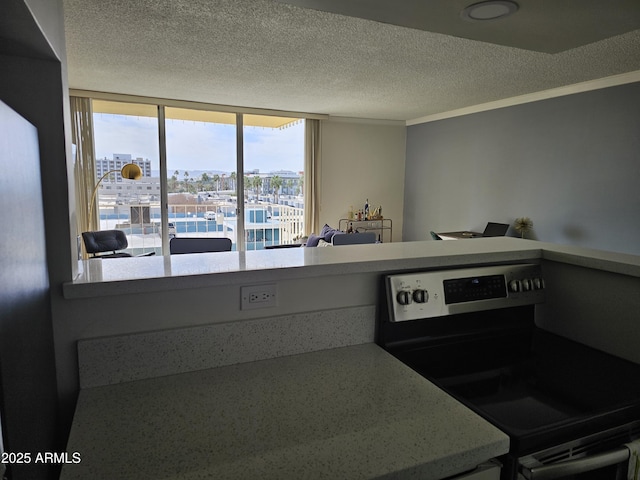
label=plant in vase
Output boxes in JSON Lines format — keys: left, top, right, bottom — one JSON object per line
{"left": 514, "top": 217, "right": 533, "bottom": 239}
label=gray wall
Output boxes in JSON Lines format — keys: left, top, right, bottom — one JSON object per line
{"left": 0, "top": 1, "right": 70, "bottom": 478}
{"left": 404, "top": 82, "right": 640, "bottom": 256}
{"left": 538, "top": 260, "right": 640, "bottom": 364}
{"left": 0, "top": 101, "right": 58, "bottom": 479}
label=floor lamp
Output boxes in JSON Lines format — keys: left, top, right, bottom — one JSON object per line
{"left": 88, "top": 163, "right": 143, "bottom": 230}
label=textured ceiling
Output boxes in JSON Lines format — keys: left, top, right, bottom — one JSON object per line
{"left": 62, "top": 0, "right": 640, "bottom": 122}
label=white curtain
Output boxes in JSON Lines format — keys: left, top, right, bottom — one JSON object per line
{"left": 70, "top": 97, "right": 97, "bottom": 244}
{"left": 304, "top": 119, "right": 321, "bottom": 235}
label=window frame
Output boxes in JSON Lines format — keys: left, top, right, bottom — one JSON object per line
{"left": 86, "top": 95, "right": 317, "bottom": 253}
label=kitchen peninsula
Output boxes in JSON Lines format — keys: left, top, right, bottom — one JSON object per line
{"left": 59, "top": 239, "right": 640, "bottom": 479}
{"left": 65, "top": 238, "right": 640, "bottom": 299}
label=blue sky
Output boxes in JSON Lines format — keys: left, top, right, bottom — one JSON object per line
{"left": 93, "top": 114, "right": 305, "bottom": 175}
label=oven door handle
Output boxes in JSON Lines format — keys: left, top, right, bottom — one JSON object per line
{"left": 520, "top": 446, "right": 630, "bottom": 480}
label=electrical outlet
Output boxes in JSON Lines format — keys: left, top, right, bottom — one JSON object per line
{"left": 241, "top": 284, "right": 278, "bottom": 310}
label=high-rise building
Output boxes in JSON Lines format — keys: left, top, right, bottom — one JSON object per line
{"left": 96, "top": 154, "right": 152, "bottom": 182}
{"left": 96, "top": 154, "right": 159, "bottom": 203}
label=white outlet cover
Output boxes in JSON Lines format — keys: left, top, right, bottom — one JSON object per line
{"left": 241, "top": 284, "right": 278, "bottom": 310}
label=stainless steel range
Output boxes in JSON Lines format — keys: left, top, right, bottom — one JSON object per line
{"left": 378, "top": 263, "right": 640, "bottom": 480}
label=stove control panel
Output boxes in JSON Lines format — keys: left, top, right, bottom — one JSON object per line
{"left": 386, "top": 264, "right": 544, "bottom": 322}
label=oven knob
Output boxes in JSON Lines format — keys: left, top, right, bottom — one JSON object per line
{"left": 533, "top": 278, "right": 545, "bottom": 290}
{"left": 396, "top": 290, "right": 412, "bottom": 305}
{"left": 412, "top": 289, "right": 429, "bottom": 303}
{"left": 522, "top": 279, "right": 532, "bottom": 291}
{"left": 509, "top": 279, "right": 521, "bottom": 292}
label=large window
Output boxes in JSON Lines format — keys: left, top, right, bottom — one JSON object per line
{"left": 92, "top": 101, "right": 160, "bottom": 255}
{"left": 243, "top": 115, "right": 305, "bottom": 250}
{"left": 164, "top": 108, "right": 238, "bottom": 247}
{"left": 90, "top": 100, "right": 305, "bottom": 254}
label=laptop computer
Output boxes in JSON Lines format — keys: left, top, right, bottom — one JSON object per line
{"left": 438, "top": 222, "right": 509, "bottom": 239}
{"left": 481, "top": 222, "right": 510, "bottom": 237}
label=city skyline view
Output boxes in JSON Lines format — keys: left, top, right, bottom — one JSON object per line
{"left": 90, "top": 104, "right": 307, "bottom": 252}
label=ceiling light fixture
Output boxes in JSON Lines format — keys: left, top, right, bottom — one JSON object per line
{"left": 461, "top": 1, "right": 519, "bottom": 21}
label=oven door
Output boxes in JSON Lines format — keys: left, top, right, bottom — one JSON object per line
{"left": 451, "top": 460, "right": 501, "bottom": 479}
{"left": 518, "top": 435, "right": 639, "bottom": 480}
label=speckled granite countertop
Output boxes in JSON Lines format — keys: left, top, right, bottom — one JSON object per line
{"left": 64, "top": 238, "right": 640, "bottom": 299}
{"left": 61, "top": 344, "right": 509, "bottom": 480}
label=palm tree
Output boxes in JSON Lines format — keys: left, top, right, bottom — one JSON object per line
{"left": 168, "top": 173, "right": 178, "bottom": 192}
{"left": 271, "top": 175, "right": 283, "bottom": 205}
{"left": 254, "top": 176, "right": 263, "bottom": 198}
{"left": 230, "top": 172, "right": 237, "bottom": 191}
{"left": 213, "top": 174, "right": 220, "bottom": 193}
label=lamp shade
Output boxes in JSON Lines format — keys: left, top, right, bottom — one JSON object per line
{"left": 120, "top": 163, "right": 142, "bottom": 180}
